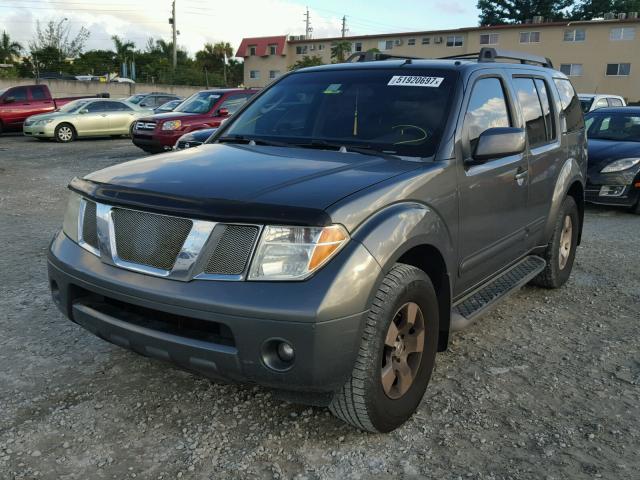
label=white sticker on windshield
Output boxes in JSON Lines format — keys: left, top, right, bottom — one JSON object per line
{"left": 387, "top": 76, "right": 444, "bottom": 87}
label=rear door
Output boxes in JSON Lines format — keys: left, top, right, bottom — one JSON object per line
{"left": 456, "top": 73, "right": 530, "bottom": 294}
{"left": 102, "top": 101, "right": 136, "bottom": 133}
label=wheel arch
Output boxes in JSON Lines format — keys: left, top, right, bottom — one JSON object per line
{"left": 545, "top": 157, "right": 585, "bottom": 244}
{"left": 566, "top": 181, "right": 584, "bottom": 245}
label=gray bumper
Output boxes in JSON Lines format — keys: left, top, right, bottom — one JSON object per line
{"left": 48, "top": 232, "right": 381, "bottom": 392}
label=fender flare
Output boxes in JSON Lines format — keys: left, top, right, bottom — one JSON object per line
{"left": 544, "top": 157, "right": 585, "bottom": 242}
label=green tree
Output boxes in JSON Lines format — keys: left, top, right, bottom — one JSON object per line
{"left": 288, "top": 55, "right": 324, "bottom": 71}
{"left": 477, "top": 0, "right": 573, "bottom": 25}
{"left": 330, "top": 40, "right": 352, "bottom": 63}
{"left": 571, "top": 0, "right": 640, "bottom": 19}
{"left": 72, "top": 49, "right": 116, "bottom": 76}
{"left": 0, "top": 31, "right": 23, "bottom": 63}
{"left": 111, "top": 35, "right": 134, "bottom": 74}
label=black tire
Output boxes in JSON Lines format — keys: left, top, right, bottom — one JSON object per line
{"left": 128, "top": 122, "right": 135, "bottom": 138}
{"left": 329, "top": 263, "right": 439, "bottom": 432}
{"left": 531, "top": 196, "right": 579, "bottom": 289}
{"left": 630, "top": 199, "right": 640, "bottom": 215}
{"left": 54, "top": 123, "right": 76, "bottom": 143}
{"left": 0, "top": 121, "right": 4, "bottom": 135}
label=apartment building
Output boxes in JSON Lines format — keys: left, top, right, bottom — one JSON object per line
{"left": 236, "top": 16, "right": 640, "bottom": 101}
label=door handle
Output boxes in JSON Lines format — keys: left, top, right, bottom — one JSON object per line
{"left": 515, "top": 169, "right": 528, "bottom": 186}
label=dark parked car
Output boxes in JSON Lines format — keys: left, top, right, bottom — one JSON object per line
{"left": 125, "top": 92, "right": 181, "bottom": 109}
{"left": 48, "top": 49, "right": 586, "bottom": 432}
{"left": 585, "top": 107, "right": 640, "bottom": 213}
{"left": 154, "top": 99, "right": 183, "bottom": 114}
{"left": 174, "top": 128, "right": 216, "bottom": 149}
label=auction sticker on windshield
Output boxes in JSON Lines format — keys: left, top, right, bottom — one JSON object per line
{"left": 387, "top": 76, "right": 444, "bottom": 87}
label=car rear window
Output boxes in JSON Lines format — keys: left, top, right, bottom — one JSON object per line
{"left": 224, "top": 69, "right": 458, "bottom": 157}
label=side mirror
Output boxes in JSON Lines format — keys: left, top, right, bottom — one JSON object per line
{"left": 4, "top": 96, "right": 15, "bottom": 104}
{"left": 471, "top": 127, "right": 526, "bottom": 163}
{"left": 216, "top": 107, "right": 230, "bottom": 117}
{"left": 79, "top": 108, "right": 88, "bottom": 114}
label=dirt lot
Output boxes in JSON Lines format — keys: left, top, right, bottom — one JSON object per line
{"left": 0, "top": 133, "right": 638, "bottom": 480}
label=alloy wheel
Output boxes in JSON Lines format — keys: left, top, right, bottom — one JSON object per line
{"left": 58, "top": 126, "right": 73, "bottom": 142}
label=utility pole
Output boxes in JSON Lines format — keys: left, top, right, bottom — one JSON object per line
{"left": 171, "top": 0, "right": 177, "bottom": 69}
{"left": 304, "top": 7, "right": 312, "bottom": 39}
{"left": 341, "top": 16, "right": 347, "bottom": 38}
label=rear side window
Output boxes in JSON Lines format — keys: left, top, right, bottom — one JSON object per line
{"left": 512, "top": 77, "right": 556, "bottom": 147}
{"left": 608, "top": 97, "right": 623, "bottom": 107}
{"left": 103, "top": 101, "right": 132, "bottom": 111}
{"left": 30, "top": 86, "right": 48, "bottom": 100}
{"left": 553, "top": 78, "right": 584, "bottom": 133}
{"left": 86, "top": 101, "right": 106, "bottom": 112}
{"left": 535, "top": 79, "right": 556, "bottom": 141}
{"left": 464, "top": 77, "right": 511, "bottom": 152}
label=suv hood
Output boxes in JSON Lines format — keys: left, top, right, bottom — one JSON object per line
{"left": 148, "top": 112, "right": 198, "bottom": 121}
{"left": 79, "top": 144, "right": 421, "bottom": 225}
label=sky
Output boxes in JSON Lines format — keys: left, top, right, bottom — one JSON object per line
{"left": 0, "top": 0, "right": 480, "bottom": 57}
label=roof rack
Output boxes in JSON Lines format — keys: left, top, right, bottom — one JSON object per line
{"left": 345, "top": 51, "right": 421, "bottom": 63}
{"left": 440, "top": 47, "right": 553, "bottom": 68}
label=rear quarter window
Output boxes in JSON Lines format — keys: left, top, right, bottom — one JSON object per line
{"left": 553, "top": 78, "right": 584, "bottom": 133}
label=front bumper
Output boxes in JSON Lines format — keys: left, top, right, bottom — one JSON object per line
{"left": 586, "top": 168, "right": 640, "bottom": 207}
{"left": 48, "top": 231, "right": 380, "bottom": 392}
{"left": 23, "top": 123, "right": 55, "bottom": 138}
{"left": 132, "top": 131, "right": 180, "bottom": 152}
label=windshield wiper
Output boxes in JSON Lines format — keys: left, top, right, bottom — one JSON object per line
{"left": 295, "top": 140, "right": 402, "bottom": 160}
{"left": 217, "top": 135, "right": 293, "bottom": 148}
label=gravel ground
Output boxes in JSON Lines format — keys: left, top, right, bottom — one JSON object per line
{"left": 0, "top": 133, "right": 639, "bottom": 480}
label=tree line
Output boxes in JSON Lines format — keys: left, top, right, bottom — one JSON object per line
{"left": 0, "top": 19, "right": 242, "bottom": 87}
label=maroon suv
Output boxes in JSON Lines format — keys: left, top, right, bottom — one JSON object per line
{"left": 131, "top": 88, "right": 257, "bottom": 153}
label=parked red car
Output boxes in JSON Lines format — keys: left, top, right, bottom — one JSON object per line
{"left": 0, "top": 84, "right": 105, "bottom": 133}
{"left": 131, "top": 88, "right": 258, "bottom": 153}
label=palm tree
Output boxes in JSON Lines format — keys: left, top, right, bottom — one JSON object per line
{"left": 0, "top": 31, "right": 23, "bottom": 63}
{"left": 111, "top": 35, "right": 135, "bottom": 75}
{"left": 330, "top": 40, "right": 352, "bottom": 63}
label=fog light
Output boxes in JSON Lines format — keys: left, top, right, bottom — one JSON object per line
{"left": 277, "top": 342, "right": 295, "bottom": 362}
{"left": 599, "top": 185, "right": 625, "bottom": 197}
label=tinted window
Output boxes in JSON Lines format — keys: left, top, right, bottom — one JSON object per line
{"left": 86, "top": 101, "right": 106, "bottom": 112}
{"left": 535, "top": 78, "right": 556, "bottom": 141}
{"left": 580, "top": 98, "right": 593, "bottom": 113}
{"left": 103, "top": 101, "right": 132, "bottom": 111}
{"left": 30, "top": 86, "right": 48, "bottom": 100}
{"left": 554, "top": 78, "right": 584, "bottom": 133}
{"left": 225, "top": 69, "right": 458, "bottom": 157}
{"left": 9, "top": 87, "right": 28, "bottom": 101}
{"left": 586, "top": 113, "right": 640, "bottom": 142}
{"left": 219, "top": 94, "right": 252, "bottom": 115}
{"left": 464, "top": 77, "right": 510, "bottom": 152}
{"left": 513, "top": 78, "right": 546, "bottom": 147}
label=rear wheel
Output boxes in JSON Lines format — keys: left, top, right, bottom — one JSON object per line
{"left": 531, "top": 196, "right": 579, "bottom": 288}
{"left": 329, "top": 264, "right": 439, "bottom": 432}
{"left": 55, "top": 123, "right": 76, "bottom": 143}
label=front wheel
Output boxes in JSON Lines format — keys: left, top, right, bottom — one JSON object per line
{"left": 55, "top": 123, "right": 76, "bottom": 143}
{"left": 531, "top": 196, "right": 579, "bottom": 288}
{"left": 329, "top": 264, "right": 439, "bottom": 432}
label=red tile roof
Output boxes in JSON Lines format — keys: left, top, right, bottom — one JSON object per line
{"left": 235, "top": 35, "right": 287, "bottom": 58}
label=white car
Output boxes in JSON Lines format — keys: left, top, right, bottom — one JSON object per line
{"left": 579, "top": 94, "right": 626, "bottom": 113}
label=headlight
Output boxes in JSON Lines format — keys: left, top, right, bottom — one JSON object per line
{"left": 248, "top": 225, "right": 349, "bottom": 280}
{"left": 601, "top": 158, "right": 640, "bottom": 173}
{"left": 162, "top": 120, "right": 182, "bottom": 131}
{"left": 62, "top": 191, "right": 82, "bottom": 243}
{"left": 34, "top": 119, "right": 54, "bottom": 125}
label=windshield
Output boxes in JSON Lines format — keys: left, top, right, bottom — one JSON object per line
{"left": 222, "top": 68, "right": 457, "bottom": 157}
{"left": 0, "top": 88, "right": 7, "bottom": 97}
{"left": 174, "top": 91, "right": 222, "bottom": 114}
{"left": 58, "top": 99, "right": 92, "bottom": 113}
{"left": 126, "top": 94, "right": 146, "bottom": 104}
{"left": 580, "top": 98, "right": 594, "bottom": 113}
{"left": 586, "top": 113, "right": 640, "bottom": 142}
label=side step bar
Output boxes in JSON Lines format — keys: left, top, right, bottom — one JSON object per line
{"left": 451, "top": 255, "right": 546, "bottom": 331}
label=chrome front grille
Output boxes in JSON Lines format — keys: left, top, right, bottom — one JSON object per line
{"left": 204, "top": 225, "right": 259, "bottom": 275}
{"left": 111, "top": 208, "right": 193, "bottom": 271}
{"left": 135, "top": 121, "right": 157, "bottom": 131}
{"left": 76, "top": 199, "right": 261, "bottom": 281}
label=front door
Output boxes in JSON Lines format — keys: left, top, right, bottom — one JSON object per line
{"left": 456, "top": 74, "right": 529, "bottom": 295}
{"left": 77, "top": 101, "right": 111, "bottom": 136}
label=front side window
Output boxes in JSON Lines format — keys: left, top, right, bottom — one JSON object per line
{"left": 606, "top": 63, "right": 631, "bottom": 76}
{"left": 554, "top": 78, "right": 584, "bottom": 133}
{"left": 610, "top": 27, "right": 635, "bottom": 41}
{"left": 85, "top": 101, "right": 106, "bottom": 113}
{"left": 464, "top": 77, "right": 511, "bottom": 152}
{"left": 520, "top": 31, "right": 541, "bottom": 43}
{"left": 446, "top": 35, "right": 463, "bottom": 47}
{"left": 59, "top": 99, "right": 91, "bottom": 113}
{"left": 595, "top": 98, "right": 609, "bottom": 109}
{"left": 564, "top": 29, "right": 586, "bottom": 42}
{"left": 559, "top": 64, "right": 583, "bottom": 76}
{"left": 8, "top": 87, "right": 28, "bottom": 101}
{"left": 479, "top": 33, "right": 499, "bottom": 45}
{"left": 173, "top": 91, "right": 222, "bottom": 114}
{"left": 223, "top": 68, "right": 458, "bottom": 157}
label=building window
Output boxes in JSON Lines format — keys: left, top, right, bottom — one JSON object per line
{"left": 446, "top": 35, "right": 463, "bottom": 47}
{"left": 295, "top": 45, "right": 308, "bottom": 55}
{"left": 520, "top": 31, "right": 541, "bottom": 43}
{"left": 378, "top": 40, "right": 394, "bottom": 51}
{"left": 354, "top": 42, "right": 362, "bottom": 52}
{"left": 559, "top": 64, "right": 583, "bottom": 76}
{"left": 408, "top": 38, "right": 416, "bottom": 46}
{"left": 422, "top": 37, "right": 430, "bottom": 45}
{"left": 249, "top": 45, "right": 257, "bottom": 56}
{"left": 563, "top": 29, "right": 585, "bottom": 42}
{"left": 318, "top": 44, "right": 325, "bottom": 51}
{"left": 610, "top": 27, "right": 635, "bottom": 41}
{"left": 249, "top": 70, "right": 260, "bottom": 79}
{"left": 606, "top": 63, "right": 631, "bottom": 76}
{"left": 479, "top": 33, "right": 499, "bottom": 45}
{"left": 268, "top": 44, "right": 278, "bottom": 55}
{"left": 269, "top": 70, "right": 281, "bottom": 80}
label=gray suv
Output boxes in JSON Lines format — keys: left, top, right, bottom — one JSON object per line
{"left": 48, "top": 49, "right": 586, "bottom": 432}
